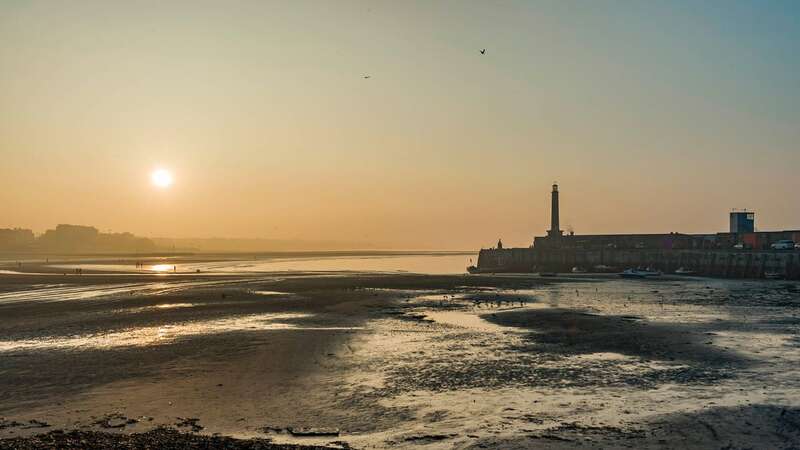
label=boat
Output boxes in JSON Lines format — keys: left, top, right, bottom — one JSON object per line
{"left": 571, "top": 266, "right": 587, "bottom": 273}
{"left": 620, "top": 268, "right": 662, "bottom": 279}
{"left": 764, "top": 271, "right": 783, "bottom": 280}
{"left": 593, "top": 264, "right": 617, "bottom": 273}
{"left": 674, "top": 267, "right": 696, "bottom": 275}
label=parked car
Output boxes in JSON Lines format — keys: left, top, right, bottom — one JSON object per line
{"left": 771, "top": 240, "right": 795, "bottom": 250}
{"left": 733, "top": 243, "right": 745, "bottom": 250}
{"left": 796, "top": 243, "right": 800, "bottom": 250}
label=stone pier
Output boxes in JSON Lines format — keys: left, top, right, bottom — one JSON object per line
{"left": 476, "top": 247, "right": 800, "bottom": 280}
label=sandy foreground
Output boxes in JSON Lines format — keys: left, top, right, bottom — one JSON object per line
{"left": 1, "top": 263, "right": 799, "bottom": 449}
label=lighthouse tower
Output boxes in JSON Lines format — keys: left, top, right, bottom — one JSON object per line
{"left": 547, "top": 183, "right": 563, "bottom": 238}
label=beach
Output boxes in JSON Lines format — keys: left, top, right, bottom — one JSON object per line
{"left": 1, "top": 255, "right": 799, "bottom": 449}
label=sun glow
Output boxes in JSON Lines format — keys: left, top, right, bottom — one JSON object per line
{"left": 151, "top": 168, "right": 173, "bottom": 188}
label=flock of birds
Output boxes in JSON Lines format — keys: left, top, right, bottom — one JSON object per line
{"left": 363, "top": 48, "right": 486, "bottom": 79}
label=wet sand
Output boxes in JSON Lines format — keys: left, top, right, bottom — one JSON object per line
{"left": 1, "top": 261, "right": 799, "bottom": 449}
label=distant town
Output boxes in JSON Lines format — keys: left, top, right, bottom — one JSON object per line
{"left": 0, "top": 224, "right": 157, "bottom": 254}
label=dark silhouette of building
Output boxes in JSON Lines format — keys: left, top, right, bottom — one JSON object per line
{"left": 0, "top": 228, "right": 35, "bottom": 251}
{"left": 37, "top": 224, "right": 157, "bottom": 253}
{"left": 475, "top": 184, "right": 800, "bottom": 279}
{"left": 730, "top": 211, "right": 755, "bottom": 233}
{"left": 547, "top": 183, "right": 563, "bottom": 238}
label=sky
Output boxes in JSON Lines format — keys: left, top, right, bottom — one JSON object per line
{"left": 1, "top": 0, "right": 798, "bottom": 249}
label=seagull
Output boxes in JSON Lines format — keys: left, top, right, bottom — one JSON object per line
{"left": 480, "top": 49, "right": 486, "bottom": 54}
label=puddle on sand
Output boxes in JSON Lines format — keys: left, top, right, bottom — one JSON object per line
{"left": 0, "top": 279, "right": 262, "bottom": 304}
{"left": 153, "top": 303, "right": 195, "bottom": 309}
{"left": 253, "top": 290, "right": 291, "bottom": 296}
{"left": 0, "top": 313, "right": 367, "bottom": 353}
{"left": 567, "top": 352, "right": 633, "bottom": 361}
{"left": 0, "top": 270, "right": 52, "bottom": 275}
{"left": 122, "top": 303, "right": 198, "bottom": 314}
{"left": 414, "top": 293, "right": 467, "bottom": 302}
{"left": 0, "top": 283, "right": 151, "bottom": 304}
{"left": 424, "top": 310, "right": 523, "bottom": 333}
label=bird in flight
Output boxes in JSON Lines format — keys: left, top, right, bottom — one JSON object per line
{"left": 480, "top": 49, "right": 486, "bottom": 54}
{"left": 363, "top": 75, "right": 371, "bottom": 79}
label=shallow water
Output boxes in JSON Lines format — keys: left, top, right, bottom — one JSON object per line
{"left": 0, "top": 312, "right": 369, "bottom": 353}
{"left": 0, "top": 278, "right": 257, "bottom": 304}
{"left": 48, "top": 252, "right": 477, "bottom": 275}
{"left": 424, "top": 309, "right": 523, "bottom": 332}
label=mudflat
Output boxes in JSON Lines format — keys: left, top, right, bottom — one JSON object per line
{"left": 1, "top": 262, "right": 799, "bottom": 449}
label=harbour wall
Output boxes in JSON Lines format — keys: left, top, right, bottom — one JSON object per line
{"left": 476, "top": 247, "right": 800, "bottom": 280}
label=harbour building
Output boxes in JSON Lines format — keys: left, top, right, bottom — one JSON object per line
{"left": 475, "top": 185, "right": 800, "bottom": 279}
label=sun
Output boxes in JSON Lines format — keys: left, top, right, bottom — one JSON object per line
{"left": 151, "top": 168, "right": 173, "bottom": 188}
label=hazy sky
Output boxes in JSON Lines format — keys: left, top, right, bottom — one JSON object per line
{"left": 1, "top": 1, "right": 798, "bottom": 249}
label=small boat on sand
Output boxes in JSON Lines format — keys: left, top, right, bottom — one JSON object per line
{"left": 620, "top": 268, "right": 662, "bottom": 279}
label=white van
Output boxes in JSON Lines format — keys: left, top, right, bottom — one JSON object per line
{"left": 771, "top": 240, "right": 795, "bottom": 250}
